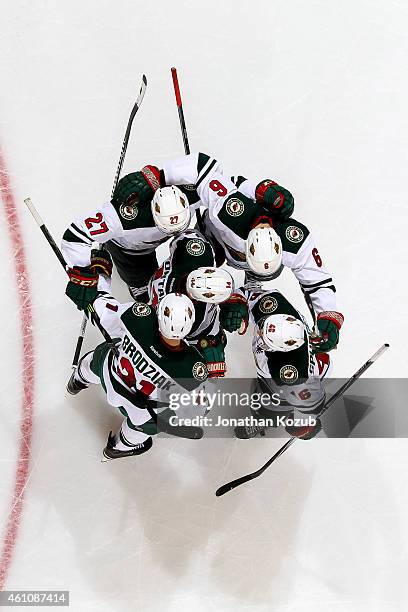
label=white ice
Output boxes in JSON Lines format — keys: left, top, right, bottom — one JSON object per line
{"left": 0, "top": 1, "right": 407, "bottom": 610}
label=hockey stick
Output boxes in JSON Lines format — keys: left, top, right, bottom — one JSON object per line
{"left": 24, "top": 198, "right": 205, "bottom": 439}
{"left": 170, "top": 67, "right": 204, "bottom": 230}
{"left": 72, "top": 75, "right": 148, "bottom": 369}
{"left": 215, "top": 343, "right": 390, "bottom": 496}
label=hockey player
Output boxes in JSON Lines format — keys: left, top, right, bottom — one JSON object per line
{"left": 62, "top": 175, "right": 192, "bottom": 302}
{"left": 234, "top": 288, "right": 339, "bottom": 439}
{"left": 66, "top": 263, "right": 209, "bottom": 460}
{"left": 61, "top": 153, "right": 294, "bottom": 304}
{"left": 148, "top": 228, "right": 237, "bottom": 377}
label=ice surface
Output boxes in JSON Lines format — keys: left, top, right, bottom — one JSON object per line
{"left": 0, "top": 0, "right": 407, "bottom": 610}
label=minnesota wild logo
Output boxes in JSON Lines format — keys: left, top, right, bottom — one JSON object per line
{"left": 119, "top": 203, "right": 138, "bottom": 220}
{"left": 193, "top": 362, "right": 208, "bottom": 381}
{"left": 132, "top": 303, "right": 151, "bottom": 317}
{"left": 226, "top": 198, "right": 244, "bottom": 217}
{"left": 259, "top": 296, "right": 278, "bottom": 314}
{"left": 279, "top": 365, "right": 299, "bottom": 384}
{"left": 186, "top": 240, "right": 205, "bottom": 256}
{"left": 285, "top": 226, "right": 304, "bottom": 243}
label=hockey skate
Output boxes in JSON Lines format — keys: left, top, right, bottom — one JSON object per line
{"left": 102, "top": 431, "right": 153, "bottom": 461}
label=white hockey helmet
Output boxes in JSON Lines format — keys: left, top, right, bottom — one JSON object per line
{"left": 246, "top": 227, "right": 282, "bottom": 276}
{"left": 151, "top": 186, "right": 191, "bottom": 235}
{"left": 186, "top": 267, "right": 234, "bottom": 304}
{"left": 260, "top": 313, "right": 305, "bottom": 352}
{"left": 157, "top": 293, "right": 195, "bottom": 339}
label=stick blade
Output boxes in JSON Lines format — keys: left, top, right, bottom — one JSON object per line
{"left": 215, "top": 473, "right": 256, "bottom": 497}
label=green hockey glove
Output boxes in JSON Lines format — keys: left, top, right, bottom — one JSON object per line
{"left": 311, "top": 311, "right": 344, "bottom": 354}
{"left": 219, "top": 294, "right": 249, "bottom": 333}
{"left": 255, "top": 179, "right": 294, "bottom": 220}
{"left": 111, "top": 165, "right": 162, "bottom": 206}
{"left": 66, "top": 267, "right": 98, "bottom": 311}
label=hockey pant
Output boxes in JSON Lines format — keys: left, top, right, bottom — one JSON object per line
{"left": 75, "top": 343, "right": 156, "bottom": 450}
{"left": 105, "top": 241, "right": 158, "bottom": 300}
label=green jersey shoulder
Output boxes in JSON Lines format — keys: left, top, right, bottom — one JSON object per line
{"left": 276, "top": 218, "right": 310, "bottom": 254}
{"left": 249, "top": 291, "right": 301, "bottom": 326}
{"left": 267, "top": 343, "right": 311, "bottom": 387}
{"left": 111, "top": 198, "right": 155, "bottom": 231}
{"left": 217, "top": 193, "right": 263, "bottom": 239}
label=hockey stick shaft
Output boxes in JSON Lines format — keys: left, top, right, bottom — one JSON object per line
{"left": 73, "top": 75, "right": 148, "bottom": 368}
{"left": 171, "top": 67, "right": 204, "bottom": 229}
{"left": 215, "top": 343, "right": 390, "bottom": 496}
{"left": 171, "top": 67, "right": 190, "bottom": 155}
{"left": 25, "top": 199, "right": 67, "bottom": 269}
{"left": 111, "top": 75, "right": 148, "bottom": 198}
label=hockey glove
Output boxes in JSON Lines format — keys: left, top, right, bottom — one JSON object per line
{"left": 286, "top": 418, "right": 322, "bottom": 440}
{"left": 66, "top": 267, "right": 98, "bottom": 311}
{"left": 111, "top": 165, "right": 162, "bottom": 206}
{"left": 219, "top": 294, "right": 249, "bottom": 334}
{"left": 311, "top": 311, "right": 344, "bottom": 354}
{"left": 90, "top": 248, "right": 113, "bottom": 278}
{"left": 199, "top": 331, "right": 227, "bottom": 378}
{"left": 255, "top": 180, "right": 294, "bottom": 220}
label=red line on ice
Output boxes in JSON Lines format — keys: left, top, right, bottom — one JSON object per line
{"left": 0, "top": 148, "right": 35, "bottom": 589}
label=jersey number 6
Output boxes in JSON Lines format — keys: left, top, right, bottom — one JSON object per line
{"left": 312, "top": 248, "right": 322, "bottom": 267}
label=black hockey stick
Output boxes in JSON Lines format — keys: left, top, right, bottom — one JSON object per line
{"left": 72, "top": 75, "right": 148, "bottom": 369}
{"left": 170, "top": 67, "right": 204, "bottom": 231}
{"left": 215, "top": 343, "right": 390, "bottom": 497}
{"left": 24, "top": 198, "right": 205, "bottom": 440}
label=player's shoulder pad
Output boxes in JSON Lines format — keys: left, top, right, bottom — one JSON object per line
{"left": 110, "top": 198, "right": 154, "bottom": 230}
{"left": 121, "top": 302, "right": 155, "bottom": 334}
{"left": 172, "top": 234, "right": 215, "bottom": 273}
{"left": 178, "top": 184, "right": 200, "bottom": 205}
{"left": 249, "top": 291, "right": 300, "bottom": 325}
{"left": 268, "top": 343, "right": 310, "bottom": 387}
{"left": 218, "top": 192, "right": 260, "bottom": 239}
{"left": 276, "top": 218, "right": 310, "bottom": 254}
